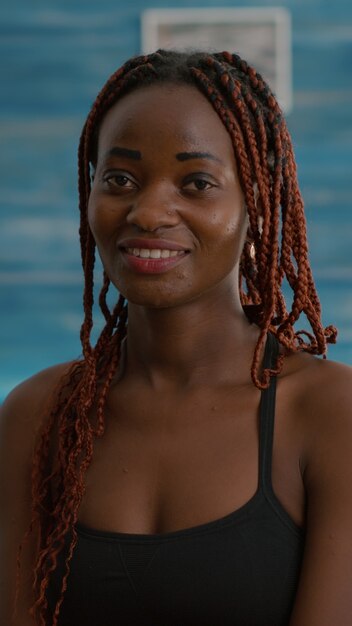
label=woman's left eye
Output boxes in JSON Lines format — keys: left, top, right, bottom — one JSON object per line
{"left": 184, "top": 177, "right": 215, "bottom": 192}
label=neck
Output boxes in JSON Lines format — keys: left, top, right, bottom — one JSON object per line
{"left": 124, "top": 291, "right": 260, "bottom": 391}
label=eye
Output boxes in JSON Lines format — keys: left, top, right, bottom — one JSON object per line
{"left": 102, "top": 171, "right": 137, "bottom": 190}
{"left": 183, "top": 174, "right": 216, "bottom": 193}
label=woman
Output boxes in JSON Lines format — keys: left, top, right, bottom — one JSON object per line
{"left": 1, "top": 49, "right": 352, "bottom": 626}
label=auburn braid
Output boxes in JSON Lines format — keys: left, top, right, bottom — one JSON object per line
{"left": 17, "top": 58, "right": 160, "bottom": 626}
{"left": 190, "top": 60, "right": 284, "bottom": 385}
{"left": 17, "top": 49, "right": 337, "bottom": 625}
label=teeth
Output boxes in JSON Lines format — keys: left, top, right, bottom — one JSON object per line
{"left": 150, "top": 249, "right": 161, "bottom": 259}
{"left": 126, "top": 247, "right": 184, "bottom": 259}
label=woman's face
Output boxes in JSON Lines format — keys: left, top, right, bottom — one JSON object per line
{"left": 88, "top": 82, "right": 248, "bottom": 308}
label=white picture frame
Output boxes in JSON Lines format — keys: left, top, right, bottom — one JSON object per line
{"left": 141, "top": 7, "right": 292, "bottom": 112}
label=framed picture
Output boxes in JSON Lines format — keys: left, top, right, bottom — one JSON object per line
{"left": 141, "top": 7, "right": 292, "bottom": 112}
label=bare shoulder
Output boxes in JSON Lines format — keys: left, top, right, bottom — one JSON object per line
{"left": 1, "top": 359, "right": 78, "bottom": 407}
{"left": 0, "top": 360, "right": 78, "bottom": 442}
{"left": 280, "top": 348, "right": 352, "bottom": 423}
{"left": 281, "top": 354, "right": 352, "bottom": 624}
{"left": 0, "top": 359, "right": 79, "bottom": 503}
{"left": 0, "top": 361, "right": 79, "bottom": 623}
{"left": 277, "top": 348, "right": 352, "bottom": 484}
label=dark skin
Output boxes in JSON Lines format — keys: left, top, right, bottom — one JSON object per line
{"left": 1, "top": 83, "right": 352, "bottom": 625}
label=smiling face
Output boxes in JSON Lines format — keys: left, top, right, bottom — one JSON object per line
{"left": 88, "top": 82, "right": 248, "bottom": 308}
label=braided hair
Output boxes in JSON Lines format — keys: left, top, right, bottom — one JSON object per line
{"left": 17, "top": 49, "right": 336, "bottom": 625}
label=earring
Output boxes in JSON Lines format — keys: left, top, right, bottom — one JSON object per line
{"left": 250, "top": 242, "right": 256, "bottom": 260}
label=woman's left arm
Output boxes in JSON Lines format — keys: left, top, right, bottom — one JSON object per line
{"left": 289, "top": 362, "right": 352, "bottom": 625}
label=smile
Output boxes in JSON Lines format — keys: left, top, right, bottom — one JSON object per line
{"left": 120, "top": 247, "right": 189, "bottom": 275}
{"left": 125, "top": 247, "right": 185, "bottom": 259}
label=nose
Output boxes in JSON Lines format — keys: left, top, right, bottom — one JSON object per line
{"left": 125, "top": 183, "right": 180, "bottom": 232}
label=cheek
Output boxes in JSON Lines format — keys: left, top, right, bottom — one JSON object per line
{"left": 206, "top": 204, "right": 248, "bottom": 253}
{"left": 87, "top": 194, "right": 101, "bottom": 238}
{"left": 86, "top": 197, "right": 119, "bottom": 278}
{"left": 87, "top": 194, "right": 119, "bottom": 244}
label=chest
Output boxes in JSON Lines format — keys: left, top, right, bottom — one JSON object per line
{"left": 77, "top": 383, "right": 305, "bottom": 533}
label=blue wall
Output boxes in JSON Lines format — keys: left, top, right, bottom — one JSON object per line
{"left": 1, "top": 0, "right": 352, "bottom": 400}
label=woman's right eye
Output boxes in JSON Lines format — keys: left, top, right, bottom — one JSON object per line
{"left": 102, "top": 172, "right": 137, "bottom": 189}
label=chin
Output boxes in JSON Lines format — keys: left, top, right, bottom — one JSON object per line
{"left": 110, "top": 270, "right": 194, "bottom": 308}
{"left": 125, "top": 292, "right": 186, "bottom": 310}
{"left": 113, "top": 282, "right": 184, "bottom": 309}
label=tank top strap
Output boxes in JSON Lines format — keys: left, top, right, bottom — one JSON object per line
{"left": 258, "top": 331, "right": 279, "bottom": 493}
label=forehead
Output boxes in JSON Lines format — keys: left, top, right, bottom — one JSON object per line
{"left": 96, "top": 83, "right": 235, "bottom": 160}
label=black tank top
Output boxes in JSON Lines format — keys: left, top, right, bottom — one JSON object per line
{"left": 47, "top": 333, "right": 305, "bottom": 625}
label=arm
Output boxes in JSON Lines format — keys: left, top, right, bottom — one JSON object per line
{"left": 289, "top": 362, "right": 352, "bottom": 625}
{"left": 0, "top": 364, "right": 72, "bottom": 625}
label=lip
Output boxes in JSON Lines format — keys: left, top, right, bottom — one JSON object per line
{"left": 120, "top": 247, "right": 189, "bottom": 275}
{"left": 118, "top": 237, "right": 190, "bottom": 251}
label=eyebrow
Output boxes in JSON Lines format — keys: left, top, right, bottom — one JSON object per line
{"left": 176, "top": 151, "right": 223, "bottom": 164}
{"left": 104, "top": 147, "right": 222, "bottom": 164}
{"left": 105, "top": 146, "right": 142, "bottom": 160}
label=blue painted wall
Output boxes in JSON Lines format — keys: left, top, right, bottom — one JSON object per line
{"left": 1, "top": 0, "right": 352, "bottom": 400}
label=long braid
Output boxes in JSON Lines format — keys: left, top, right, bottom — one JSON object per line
{"left": 190, "top": 60, "right": 285, "bottom": 386}
{"left": 206, "top": 51, "right": 336, "bottom": 366}
{"left": 20, "top": 62, "right": 140, "bottom": 623}
{"left": 19, "top": 49, "right": 337, "bottom": 625}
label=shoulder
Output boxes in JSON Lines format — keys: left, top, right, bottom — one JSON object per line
{"left": 0, "top": 360, "right": 79, "bottom": 451}
{"left": 280, "top": 348, "right": 352, "bottom": 421}
{"left": 0, "top": 360, "right": 78, "bottom": 415}
{"left": 277, "top": 349, "right": 352, "bottom": 479}
{"left": 0, "top": 360, "right": 80, "bottom": 531}
{"left": 282, "top": 354, "right": 352, "bottom": 624}
{"left": 0, "top": 363, "right": 79, "bottom": 624}
{"left": 299, "top": 354, "right": 352, "bottom": 476}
